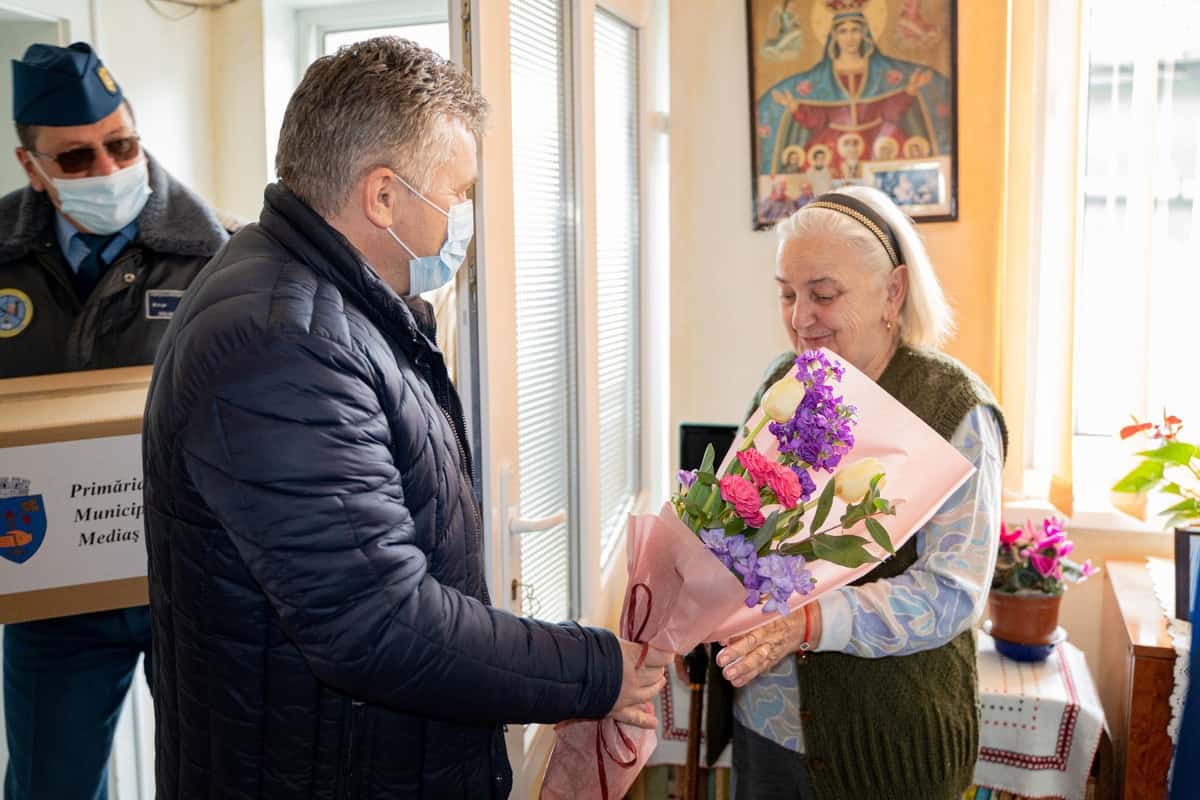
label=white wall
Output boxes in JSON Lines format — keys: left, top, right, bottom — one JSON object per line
{"left": 668, "top": 0, "right": 790, "bottom": 455}
{"left": 0, "top": 19, "right": 62, "bottom": 194}
{"left": 94, "top": 0, "right": 217, "bottom": 206}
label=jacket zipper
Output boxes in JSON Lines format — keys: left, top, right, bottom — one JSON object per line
{"left": 340, "top": 699, "right": 363, "bottom": 800}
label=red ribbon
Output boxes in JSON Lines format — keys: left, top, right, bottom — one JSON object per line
{"left": 596, "top": 582, "right": 653, "bottom": 799}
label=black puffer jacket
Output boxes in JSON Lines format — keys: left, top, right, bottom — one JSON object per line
{"left": 0, "top": 154, "right": 228, "bottom": 378}
{"left": 142, "top": 184, "right": 622, "bottom": 799}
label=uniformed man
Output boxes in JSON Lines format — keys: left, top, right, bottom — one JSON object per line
{"left": 1, "top": 42, "right": 228, "bottom": 799}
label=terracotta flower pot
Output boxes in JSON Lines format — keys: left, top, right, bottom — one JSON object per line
{"left": 988, "top": 591, "right": 1062, "bottom": 645}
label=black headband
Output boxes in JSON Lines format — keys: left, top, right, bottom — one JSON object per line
{"left": 804, "top": 193, "right": 902, "bottom": 268}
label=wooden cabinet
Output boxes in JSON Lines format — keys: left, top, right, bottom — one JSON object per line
{"left": 1099, "top": 561, "right": 1177, "bottom": 799}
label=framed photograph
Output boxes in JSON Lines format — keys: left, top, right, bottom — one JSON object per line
{"left": 1174, "top": 526, "right": 1200, "bottom": 621}
{"left": 746, "top": 0, "right": 958, "bottom": 229}
{"left": 862, "top": 157, "right": 952, "bottom": 217}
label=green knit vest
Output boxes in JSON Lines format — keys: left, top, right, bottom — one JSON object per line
{"left": 744, "top": 347, "right": 1007, "bottom": 800}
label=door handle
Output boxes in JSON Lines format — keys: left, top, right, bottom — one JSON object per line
{"left": 509, "top": 510, "right": 565, "bottom": 536}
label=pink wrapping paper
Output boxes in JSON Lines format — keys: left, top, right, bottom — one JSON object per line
{"left": 540, "top": 350, "right": 976, "bottom": 799}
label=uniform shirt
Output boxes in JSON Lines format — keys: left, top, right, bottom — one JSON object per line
{"left": 53, "top": 212, "right": 137, "bottom": 272}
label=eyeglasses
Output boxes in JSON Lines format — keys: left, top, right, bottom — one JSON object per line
{"left": 29, "top": 136, "right": 141, "bottom": 174}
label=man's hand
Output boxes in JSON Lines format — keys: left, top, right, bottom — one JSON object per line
{"left": 607, "top": 639, "right": 671, "bottom": 730}
{"left": 715, "top": 603, "right": 822, "bottom": 688}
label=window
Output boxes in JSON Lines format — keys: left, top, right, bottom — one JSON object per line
{"left": 510, "top": 0, "right": 578, "bottom": 624}
{"left": 593, "top": 9, "right": 642, "bottom": 562}
{"left": 1026, "top": 0, "right": 1200, "bottom": 520}
{"left": 323, "top": 22, "right": 449, "bottom": 56}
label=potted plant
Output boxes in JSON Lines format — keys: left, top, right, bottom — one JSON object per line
{"left": 1112, "top": 412, "right": 1200, "bottom": 618}
{"left": 989, "top": 517, "right": 1097, "bottom": 656}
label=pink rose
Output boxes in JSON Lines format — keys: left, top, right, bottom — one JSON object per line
{"left": 765, "top": 463, "right": 802, "bottom": 509}
{"left": 738, "top": 449, "right": 774, "bottom": 486}
{"left": 720, "top": 474, "right": 764, "bottom": 526}
{"left": 796, "top": 80, "right": 813, "bottom": 97}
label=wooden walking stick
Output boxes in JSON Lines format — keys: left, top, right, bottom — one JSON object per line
{"left": 682, "top": 644, "right": 708, "bottom": 800}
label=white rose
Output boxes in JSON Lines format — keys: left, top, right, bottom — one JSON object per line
{"left": 761, "top": 376, "right": 806, "bottom": 422}
{"left": 833, "top": 458, "right": 886, "bottom": 504}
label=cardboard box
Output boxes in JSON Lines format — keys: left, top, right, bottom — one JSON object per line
{"left": 0, "top": 366, "right": 151, "bottom": 623}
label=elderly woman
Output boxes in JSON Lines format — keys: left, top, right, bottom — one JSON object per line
{"left": 713, "top": 186, "right": 1008, "bottom": 799}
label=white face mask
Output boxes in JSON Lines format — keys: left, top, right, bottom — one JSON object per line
{"left": 33, "top": 157, "right": 152, "bottom": 235}
{"left": 386, "top": 172, "right": 473, "bottom": 295}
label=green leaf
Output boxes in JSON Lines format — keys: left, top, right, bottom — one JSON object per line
{"left": 811, "top": 533, "right": 879, "bottom": 568}
{"left": 724, "top": 517, "right": 747, "bottom": 537}
{"left": 695, "top": 472, "right": 717, "bottom": 486}
{"left": 699, "top": 444, "right": 716, "bottom": 475}
{"left": 864, "top": 517, "right": 894, "bottom": 554}
{"left": 810, "top": 479, "right": 836, "bottom": 532}
{"left": 750, "top": 512, "right": 780, "bottom": 554}
{"left": 1112, "top": 460, "right": 1165, "bottom": 494}
{"left": 684, "top": 482, "right": 711, "bottom": 517}
{"left": 840, "top": 504, "right": 868, "bottom": 528}
{"left": 866, "top": 473, "right": 884, "bottom": 505}
{"left": 873, "top": 497, "right": 895, "bottom": 515}
{"left": 1136, "top": 442, "right": 1197, "bottom": 466}
{"left": 1158, "top": 499, "right": 1200, "bottom": 526}
{"left": 779, "top": 540, "right": 816, "bottom": 559}
{"left": 1162, "top": 482, "right": 1185, "bottom": 496}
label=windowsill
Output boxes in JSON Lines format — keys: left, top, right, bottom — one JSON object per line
{"left": 1003, "top": 495, "right": 1165, "bottom": 535}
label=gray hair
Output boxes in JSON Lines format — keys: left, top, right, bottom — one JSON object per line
{"left": 276, "top": 37, "right": 489, "bottom": 217}
{"left": 775, "top": 185, "right": 955, "bottom": 348}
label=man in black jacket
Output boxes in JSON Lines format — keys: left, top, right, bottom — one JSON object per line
{"left": 142, "top": 37, "right": 667, "bottom": 798}
{"left": 1, "top": 43, "right": 228, "bottom": 800}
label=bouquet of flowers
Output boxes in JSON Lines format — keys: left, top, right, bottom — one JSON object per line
{"left": 674, "top": 350, "right": 898, "bottom": 616}
{"left": 540, "top": 349, "right": 976, "bottom": 800}
{"left": 992, "top": 516, "right": 1097, "bottom": 596}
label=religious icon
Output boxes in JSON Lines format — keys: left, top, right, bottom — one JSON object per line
{"left": 747, "top": 0, "right": 958, "bottom": 227}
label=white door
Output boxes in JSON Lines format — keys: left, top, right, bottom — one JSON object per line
{"left": 469, "top": 0, "right": 666, "bottom": 793}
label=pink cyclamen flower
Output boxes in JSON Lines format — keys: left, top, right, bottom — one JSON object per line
{"left": 738, "top": 449, "right": 774, "bottom": 486}
{"left": 765, "top": 463, "right": 803, "bottom": 509}
{"left": 720, "top": 474, "right": 765, "bottom": 526}
{"left": 999, "top": 522, "right": 1022, "bottom": 546}
{"left": 1057, "top": 541, "right": 1075, "bottom": 558}
{"left": 1037, "top": 531, "right": 1066, "bottom": 550}
{"left": 1030, "top": 553, "right": 1058, "bottom": 577}
{"left": 1080, "top": 559, "right": 1097, "bottom": 578}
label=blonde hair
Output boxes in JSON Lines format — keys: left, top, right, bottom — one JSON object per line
{"left": 775, "top": 185, "right": 955, "bottom": 348}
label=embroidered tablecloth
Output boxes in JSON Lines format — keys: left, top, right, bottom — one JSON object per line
{"left": 647, "top": 670, "right": 732, "bottom": 768}
{"left": 973, "top": 632, "right": 1105, "bottom": 800}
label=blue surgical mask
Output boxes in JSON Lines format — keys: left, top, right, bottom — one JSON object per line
{"left": 387, "top": 172, "right": 473, "bottom": 295}
{"left": 36, "top": 158, "right": 152, "bottom": 235}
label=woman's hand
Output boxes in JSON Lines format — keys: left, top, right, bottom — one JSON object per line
{"left": 715, "top": 603, "right": 823, "bottom": 688}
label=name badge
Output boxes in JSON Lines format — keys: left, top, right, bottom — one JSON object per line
{"left": 145, "top": 290, "right": 184, "bottom": 320}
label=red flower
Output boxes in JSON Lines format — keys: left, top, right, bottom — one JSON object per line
{"left": 765, "top": 463, "right": 803, "bottom": 509}
{"left": 886, "top": 69, "right": 902, "bottom": 85}
{"left": 738, "top": 449, "right": 774, "bottom": 486}
{"left": 758, "top": 124, "right": 771, "bottom": 138}
{"left": 796, "top": 80, "right": 813, "bottom": 97}
{"left": 720, "top": 474, "right": 764, "bottom": 526}
{"left": 1120, "top": 421, "right": 1154, "bottom": 440}
{"left": 936, "top": 102, "right": 949, "bottom": 118}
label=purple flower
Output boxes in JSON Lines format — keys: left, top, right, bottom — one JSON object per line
{"left": 700, "top": 528, "right": 735, "bottom": 570}
{"left": 677, "top": 469, "right": 698, "bottom": 489}
{"left": 790, "top": 467, "right": 817, "bottom": 502}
